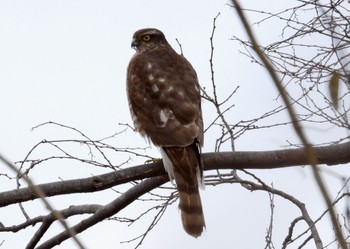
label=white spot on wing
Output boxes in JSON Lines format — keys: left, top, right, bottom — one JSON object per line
{"left": 178, "top": 91, "right": 184, "bottom": 97}
{"left": 147, "top": 63, "right": 152, "bottom": 70}
{"left": 158, "top": 78, "right": 165, "bottom": 83}
{"left": 148, "top": 74, "right": 154, "bottom": 81}
{"left": 152, "top": 84, "right": 159, "bottom": 92}
{"left": 158, "top": 109, "right": 174, "bottom": 127}
{"left": 159, "top": 110, "right": 168, "bottom": 125}
{"left": 168, "top": 86, "right": 174, "bottom": 92}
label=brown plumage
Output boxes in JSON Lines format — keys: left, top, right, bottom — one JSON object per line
{"left": 126, "top": 28, "right": 205, "bottom": 237}
{"left": 162, "top": 143, "right": 205, "bottom": 237}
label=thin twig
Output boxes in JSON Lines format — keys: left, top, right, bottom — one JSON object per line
{"left": 0, "top": 153, "right": 86, "bottom": 249}
{"left": 230, "top": 1, "right": 347, "bottom": 248}
{"left": 35, "top": 176, "right": 168, "bottom": 249}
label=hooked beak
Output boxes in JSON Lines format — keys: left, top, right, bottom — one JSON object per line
{"left": 131, "top": 39, "right": 138, "bottom": 49}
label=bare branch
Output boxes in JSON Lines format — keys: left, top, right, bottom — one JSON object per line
{"left": 0, "top": 153, "right": 86, "bottom": 249}
{"left": 35, "top": 176, "right": 168, "bottom": 249}
{"left": 230, "top": 1, "right": 348, "bottom": 247}
{"left": 1, "top": 141, "right": 349, "bottom": 208}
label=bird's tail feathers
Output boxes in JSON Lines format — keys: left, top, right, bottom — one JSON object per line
{"left": 162, "top": 144, "right": 205, "bottom": 237}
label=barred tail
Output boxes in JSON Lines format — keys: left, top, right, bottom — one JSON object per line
{"left": 162, "top": 142, "right": 205, "bottom": 237}
{"left": 175, "top": 170, "right": 205, "bottom": 237}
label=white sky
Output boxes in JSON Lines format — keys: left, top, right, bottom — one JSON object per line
{"left": 0, "top": 1, "right": 349, "bottom": 249}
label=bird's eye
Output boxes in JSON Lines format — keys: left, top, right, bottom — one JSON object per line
{"left": 142, "top": 35, "right": 151, "bottom": 42}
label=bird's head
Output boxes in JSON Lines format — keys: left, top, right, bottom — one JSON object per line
{"left": 131, "top": 28, "right": 168, "bottom": 52}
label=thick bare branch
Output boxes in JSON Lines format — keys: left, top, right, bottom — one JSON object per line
{"left": 35, "top": 176, "right": 168, "bottom": 249}
{"left": 1, "top": 141, "right": 349, "bottom": 208}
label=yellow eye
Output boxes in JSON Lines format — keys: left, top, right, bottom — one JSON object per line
{"left": 142, "top": 35, "right": 151, "bottom": 42}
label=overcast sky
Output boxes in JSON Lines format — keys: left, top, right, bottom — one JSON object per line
{"left": 0, "top": 1, "right": 349, "bottom": 249}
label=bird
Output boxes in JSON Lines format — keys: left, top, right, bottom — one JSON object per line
{"left": 126, "top": 28, "right": 205, "bottom": 237}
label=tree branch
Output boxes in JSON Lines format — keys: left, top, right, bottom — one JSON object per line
{"left": 0, "top": 153, "right": 86, "bottom": 249}
{"left": 230, "top": 1, "right": 348, "bottom": 248}
{"left": 1, "top": 141, "right": 349, "bottom": 207}
{"left": 35, "top": 176, "right": 168, "bottom": 249}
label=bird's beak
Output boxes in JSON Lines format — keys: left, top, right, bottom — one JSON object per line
{"left": 131, "top": 39, "right": 138, "bottom": 49}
